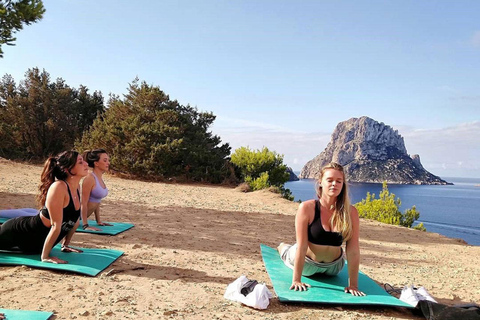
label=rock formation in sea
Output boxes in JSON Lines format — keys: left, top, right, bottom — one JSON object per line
{"left": 299, "top": 116, "right": 450, "bottom": 185}
{"left": 286, "top": 167, "right": 299, "bottom": 181}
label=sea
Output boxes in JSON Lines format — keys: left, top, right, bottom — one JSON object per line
{"left": 285, "top": 176, "right": 480, "bottom": 246}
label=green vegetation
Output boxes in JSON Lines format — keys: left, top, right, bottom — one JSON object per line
{"left": 0, "top": 68, "right": 104, "bottom": 159}
{"left": 0, "top": 0, "right": 45, "bottom": 58}
{"left": 76, "top": 78, "right": 234, "bottom": 183}
{"left": 354, "top": 181, "right": 426, "bottom": 231}
{"left": 231, "top": 146, "right": 293, "bottom": 200}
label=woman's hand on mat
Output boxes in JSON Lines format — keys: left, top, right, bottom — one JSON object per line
{"left": 61, "top": 245, "right": 84, "bottom": 253}
{"left": 42, "top": 256, "right": 67, "bottom": 264}
{"left": 97, "top": 221, "right": 113, "bottom": 226}
{"left": 0, "top": 312, "right": 5, "bottom": 320}
{"left": 290, "top": 281, "right": 311, "bottom": 291}
{"left": 86, "top": 225, "right": 102, "bottom": 231}
{"left": 344, "top": 286, "right": 366, "bottom": 296}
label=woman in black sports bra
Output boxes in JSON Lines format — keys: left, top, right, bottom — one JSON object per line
{"left": 0, "top": 150, "right": 89, "bottom": 264}
{"left": 278, "top": 162, "right": 365, "bottom": 296}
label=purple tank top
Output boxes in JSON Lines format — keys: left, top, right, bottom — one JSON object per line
{"left": 89, "top": 173, "right": 108, "bottom": 203}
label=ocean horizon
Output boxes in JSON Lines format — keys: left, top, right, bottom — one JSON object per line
{"left": 285, "top": 176, "right": 480, "bottom": 246}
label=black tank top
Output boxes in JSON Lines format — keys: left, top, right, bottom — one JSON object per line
{"left": 40, "top": 182, "right": 80, "bottom": 234}
{"left": 307, "top": 200, "right": 343, "bottom": 246}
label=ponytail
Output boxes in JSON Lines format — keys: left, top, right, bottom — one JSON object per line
{"left": 36, "top": 150, "right": 79, "bottom": 206}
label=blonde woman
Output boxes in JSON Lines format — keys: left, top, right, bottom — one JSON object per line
{"left": 278, "top": 162, "right": 365, "bottom": 296}
{"left": 81, "top": 149, "right": 111, "bottom": 231}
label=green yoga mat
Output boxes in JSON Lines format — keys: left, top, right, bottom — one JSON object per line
{"left": 0, "top": 218, "right": 134, "bottom": 235}
{"left": 77, "top": 220, "right": 134, "bottom": 235}
{"left": 261, "top": 244, "right": 412, "bottom": 308}
{"left": 0, "top": 308, "right": 53, "bottom": 320}
{"left": 0, "top": 245, "right": 123, "bottom": 276}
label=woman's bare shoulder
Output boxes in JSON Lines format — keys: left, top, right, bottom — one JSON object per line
{"left": 47, "top": 180, "right": 68, "bottom": 197}
{"left": 82, "top": 173, "right": 95, "bottom": 185}
{"left": 349, "top": 205, "right": 359, "bottom": 216}
{"left": 298, "top": 199, "right": 316, "bottom": 213}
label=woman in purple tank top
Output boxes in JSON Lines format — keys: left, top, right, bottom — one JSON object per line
{"left": 80, "top": 149, "right": 111, "bottom": 231}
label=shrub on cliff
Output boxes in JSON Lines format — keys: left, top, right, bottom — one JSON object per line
{"left": 354, "top": 182, "right": 426, "bottom": 231}
{"left": 230, "top": 146, "right": 293, "bottom": 200}
{"left": 75, "top": 79, "right": 233, "bottom": 183}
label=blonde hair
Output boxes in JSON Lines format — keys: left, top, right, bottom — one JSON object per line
{"left": 314, "top": 162, "right": 353, "bottom": 241}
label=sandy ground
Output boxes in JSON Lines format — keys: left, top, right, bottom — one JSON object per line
{"left": 0, "top": 159, "right": 479, "bottom": 320}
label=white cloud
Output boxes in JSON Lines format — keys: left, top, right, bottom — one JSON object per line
{"left": 437, "top": 85, "right": 459, "bottom": 94}
{"left": 400, "top": 121, "right": 480, "bottom": 177}
{"left": 213, "top": 117, "right": 480, "bottom": 178}
{"left": 212, "top": 116, "right": 331, "bottom": 171}
{"left": 471, "top": 30, "right": 480, "bottom": 48}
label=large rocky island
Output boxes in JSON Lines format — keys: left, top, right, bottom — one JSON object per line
{"left": 300, "top": 116, "right": 450, "bottom": 185}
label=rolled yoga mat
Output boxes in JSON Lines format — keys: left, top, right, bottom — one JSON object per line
{"left": 0, "top": 308, "right": 53, "bottom": 320}
{"left": 0, "top": 209, "right": 134, "bottom": 235}
{"left": 0, "top": 245, "right": 123, "bottom": 276}
{"left": 260, "top": 244, "right": 412, "bottom": 308}
{"left": 0, "top": 208, "right": 37, "bottom": 218}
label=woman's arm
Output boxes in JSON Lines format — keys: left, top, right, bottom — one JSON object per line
{"left": 41, "top": 182, "right": 67, "bottom": 264}
{"left": 94, "top": 205, "right": 112, "bottom": 226}
{"left": 61, "top": 218, "right": 83, "bottom": 253}
{"left": 80, "top": 175, "right": 102, "bottom": 231}
{"left": 80, "top": 175, "right": 94, "bottom": 226}
{"left": 291, "top": 201, "right": 312, "bottom": 291}
{"left": 345, "top": 206, "right": 365, "bottom": 296}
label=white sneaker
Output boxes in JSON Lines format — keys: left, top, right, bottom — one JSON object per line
{"left": 415, "top": 286, "right": 437, "bottom": 303}
{"left": 400, "top": 285, "right": 421, "bottom": 307}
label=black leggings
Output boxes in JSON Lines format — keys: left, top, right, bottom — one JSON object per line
{"left": 0, "top": 215, "right": 50, "bottom": 253}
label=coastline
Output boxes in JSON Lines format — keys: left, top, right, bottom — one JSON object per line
{"left": 1, "top": 160, "right": 479, "bottom": 319}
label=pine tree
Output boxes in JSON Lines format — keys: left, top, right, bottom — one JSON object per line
{"left": 0, "top": 0, "right": 45, "bottom": 57}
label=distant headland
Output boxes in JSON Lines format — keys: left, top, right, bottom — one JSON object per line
{"left": 299, "top": 116, "right": 451, "bottom": 185}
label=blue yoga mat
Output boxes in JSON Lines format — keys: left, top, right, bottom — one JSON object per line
{"left": 0, "top": 209, "right": 134, "bottom": 235}
{"left": 0, "top": 245, "right": 123, "bottom": 276}
{"left": 0, "top": 308, "right": 53, "bottom": 320}
{"left": 261, "top": 244, "right": 412, "bottom": 308}
{"left": 77, "top": 220, "right": 134, "bottom": 235}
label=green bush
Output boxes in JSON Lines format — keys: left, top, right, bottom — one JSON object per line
{"left": 354, "top": 181, "right": 425, "bottom": 230}
{"left": 76, "top": 78, "right": 234, "bottom": 183}
{"left": 231, "top": 146, "right": 292, "bottom": 199}
{"left": 245, "top": 172, "right": 270, "bottom": 191}
{"left": 0, "top": 69, "right": 104, "bottom": 159}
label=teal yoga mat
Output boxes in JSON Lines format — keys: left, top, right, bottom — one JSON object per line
{"left": 0, "top": 245, "right": 123, "bottom": 276}
{"left": 77, "top": 220, "right": 134, "bottom": 235}
{"left": 0, "top": 308, "right": 53, "bottom": 320}
{"left": 261, "top": 244, "right": 412, "bottom": 308}
{"left": 0, "top": 217, "right": 134, "bottom": 235}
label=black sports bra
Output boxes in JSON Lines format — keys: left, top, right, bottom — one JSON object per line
{"left": 307, "top": 200, "right": 343, "bottom": 246}
{"left": 40, "top": 182, "right": 80, "bottom": 234}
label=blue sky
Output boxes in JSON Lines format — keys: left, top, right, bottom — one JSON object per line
{"left": 2, "top": 1, "right": 479, "bottom": 178}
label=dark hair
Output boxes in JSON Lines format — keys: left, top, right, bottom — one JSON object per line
{"left": 36, "top": 150, "right": 79, "bottom": 206}
{"left": 83, "top": 149, "right": 107, "bottom": 168}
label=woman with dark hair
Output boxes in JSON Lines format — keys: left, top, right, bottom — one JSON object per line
{"left": 0, "top": 150, "right": 88, "bottom": 264}
{"left": 80, "top": 149, "right": 111, "bottom": 231}
{"left": 277, "top": 162, "right": 365, "bottom": 296}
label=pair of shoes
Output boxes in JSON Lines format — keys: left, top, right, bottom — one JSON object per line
{"left": 416, "top": 286, "right": 437, "bottom": 303}
{"left": 400, "top": 285, "right": 421, "bottom": 307}
{"left": 400, "top": 285, "right": 437, "bottom": 307}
